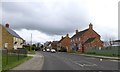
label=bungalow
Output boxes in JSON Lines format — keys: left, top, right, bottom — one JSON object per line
{"left": 71, "top": 23, "right": 103, "bottom": 53}
{"left": 57, "top": 34, "right": 71, "bottom": 52}
{"left": 0, "top": 24, "right": 24, "bottom": 51}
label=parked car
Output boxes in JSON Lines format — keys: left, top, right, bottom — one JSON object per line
{"left": 43, "top": 49, "right": 46, "bottom": 52}
{"left": 46, "top": 49, "right": 50, "bottom": 52}
{"left": 51, "top": 49, "right": 56, "bottom": 53}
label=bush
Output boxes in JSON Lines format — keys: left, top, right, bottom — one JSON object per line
{"left": 60, "top": 47, "right": 67, "bottom": 52}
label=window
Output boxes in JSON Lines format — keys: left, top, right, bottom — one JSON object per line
{"left": 4, "top": 43, "right": 8, "bottom": 48}
{"left": 79, "top": 38, "right": 81, "bottom": 41}
{"left": 76, "top": 38, "right": 77, "bottom": 41}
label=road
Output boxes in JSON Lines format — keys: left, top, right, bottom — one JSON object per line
{"left": 41, "top": 52, "right": 119, "bottom": 71}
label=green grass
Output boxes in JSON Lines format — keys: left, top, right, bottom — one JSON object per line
{"left": 27, "top": 50, "right": 35, "bottom": 54}
{"left": 2, "top": 56, "right": 33, "bottom": 72}
{"left": 85, "top": 52, "right": 120, "bottom": 57}
{"left": 2, "top": 53, "right": 27, "bottom": 68}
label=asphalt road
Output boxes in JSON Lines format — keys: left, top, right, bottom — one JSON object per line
{"left": 41, "top": 52, "right": 119, "bottom": 71}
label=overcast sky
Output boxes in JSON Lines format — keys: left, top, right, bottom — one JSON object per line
{"left": 1, "top": 0, "right": 119, "bottom": 44}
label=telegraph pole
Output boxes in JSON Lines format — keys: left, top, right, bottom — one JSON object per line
{"left": 30, "top": 33, "right": 32, "bottom": 51}
{"left": 31, "top": 33, "right": 32, "bottom": 45}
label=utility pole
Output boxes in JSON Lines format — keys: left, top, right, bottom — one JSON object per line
{"left": 31, "top": 33, "right": 32, "bottom": 45}
{"left": 30, "top": 33, "right": 32, "bottom": 51}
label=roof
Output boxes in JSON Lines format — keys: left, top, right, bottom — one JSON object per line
{"left": 51, "top": 41, "right": 59, "bottom": 45}
{"left": 52, "top": 41, "right": 59, "bottom": 44}
{"left": 5, "top": 27, "right": 23, "bottom": 39}
{"left": 71, "top": 29, "right": 89, "bottom": 39}
{"left": 84, "top": 37, "right": 96, "bottom": 44}
{"left": 59, "top": 37, "right": 65, "bottom": 43}
{"left": 112, "top": 40, "right": 120, "bottom": 42}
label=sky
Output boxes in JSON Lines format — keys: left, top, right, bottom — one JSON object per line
{"left": 0, "top": 0, "right": 119, "bottom": 44}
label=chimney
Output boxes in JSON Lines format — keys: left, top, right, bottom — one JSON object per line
{"left": 76, "top": 30, "right": 78, "bottom": 34}
{"left": 5, "top": 23, "right": 9, "bottom": 28}
{"left": 89, "top": 23, "right": 93, "bottom": 30}
{"left": 66, "top": 34, "right": 69, "bottom": 37}
{"left": 61, "top": 36, "right": 64, "bottom": 39}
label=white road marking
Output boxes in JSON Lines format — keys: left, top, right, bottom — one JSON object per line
{"left": 110, "top": 60, "right": 120, "bottom": 62}
{"left": 100, "top": 58, "right": 103, "bottom": 61}
{"left": 73, "top": 60, "right": 97, "bottom": 67}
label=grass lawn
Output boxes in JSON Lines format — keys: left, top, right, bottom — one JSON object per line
{"left": 2, "top": 56, "right": 33, "bottom": 72}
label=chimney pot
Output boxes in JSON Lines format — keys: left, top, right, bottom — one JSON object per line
{"left": 5, "top": 23, "right": 9, "bottom": 28}
{"left": 62, "top": 36, "right": 64, "bottom": 39}
{"left": 66, "top": 34, "right": 69, "bottom": 37}
{"left": 76, "top": 30, "right": 78, "bottom": 34}
{"left": 89, "top": 23, "right": 93, "bottom": 29}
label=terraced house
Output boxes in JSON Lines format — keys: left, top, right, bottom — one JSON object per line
{"left": 57, "top": 34, "right": 71, "bottom": 52}
{"left": 71, "top": 23, "right": 103, "bottom": 53}
{"left": 0, "top": 24, "right": 24, "bottom": 51}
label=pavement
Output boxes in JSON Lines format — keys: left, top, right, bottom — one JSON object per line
{"left": 75, "top": 53, "right": 120, "bottom": 60}
{"left": 9, "top": 51, "right": 44, "bottom": 70}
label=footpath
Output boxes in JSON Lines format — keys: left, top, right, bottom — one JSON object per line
{"left": 79, "top": 54, "right": 120, "bottom": 60}
{"left": 8, "top": 51, "right": 44, "bottom": 71}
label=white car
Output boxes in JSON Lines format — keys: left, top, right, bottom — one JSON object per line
{"left": 46, "top": 49, "right": 50, "bottom": 52}
{"left": 51, "top": 49, "right": 56, "bottom": 53}
{"left": 43, "top": 49, "right": 46, "bottom": 52}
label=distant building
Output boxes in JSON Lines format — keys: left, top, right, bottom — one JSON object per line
{"left": 112, "top": 40, "right": 120, "bottom": 46}
{"left": 51, "top": 41, "right": 58, "bottom": 50}
{"left": 43, "top": 41, "right": 52, "bottom": 49}
{"left": 0, "top": 24, "right": 25, "bottom": 51}
{"left": 71, "top": 23, "right": 103, "bottom": 53}
{"left": 57, "top": 34, "right": 71, "bottom": 52}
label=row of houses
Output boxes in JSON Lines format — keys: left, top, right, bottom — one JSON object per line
{"left": 0, "top": 24, "right": 25, "bottom": 51}
{"left": 50, "top": 23, "right": 103, "bottom": 53}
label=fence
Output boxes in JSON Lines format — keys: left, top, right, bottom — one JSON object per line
{"left": 2, "top": 48, "right": 27, "bottom": 69}
{"left": 85, "top": 46, "right": 120, "bottom": 57}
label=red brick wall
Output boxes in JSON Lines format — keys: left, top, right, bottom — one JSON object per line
{"left": 75, "top": 29, "right": 103, "bottom": 52}
{"left": 60, "top": 37, "right": 71, "bottom": 52}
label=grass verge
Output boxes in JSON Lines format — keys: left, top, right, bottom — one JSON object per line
{"left": 2, "top": 56, "right": 33, "bottom": 72}
{"left": 27, "top": 51, "right": 35, "bottom": 54}
{"left": 85, "top": 52, "right": 120, "bottom": 57}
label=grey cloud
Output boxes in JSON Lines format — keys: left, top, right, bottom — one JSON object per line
{"left": 2, "top": 1, "right": 89, "bottom": 35}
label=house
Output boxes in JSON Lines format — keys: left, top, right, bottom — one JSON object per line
{"left": 51, "top": 41, "right": 58, "bottom": 51}
{"left": 57, "top": 34, "right": 71, "bottom": 52}
{"left": 71, "top": 23, "right": 103, "bottom": 53}
{"left": 112, "top": 40, "right": 120, "bottom": 46}
{"left": 43, "top": 41, "right": 52, "bottom": 50}
{"left": 0, "top": 24, "right": 24, "bottom": 51}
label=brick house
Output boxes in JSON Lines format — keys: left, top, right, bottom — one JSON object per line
{"left": 57, "top": 34, "right": 71, "bottom": 52}
{"left": 51, "top": 41, "right": 58, "bottom": 50}
{"left": 0, "top": 24, "right": 24, "bottom": 51}
{"left": 71, "top": 23, "right": 103, "bottom": 53}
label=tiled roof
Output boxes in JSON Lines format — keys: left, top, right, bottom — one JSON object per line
{"left": 52, "top": 41, "right": 59, "bottom": 44}
{"left": 5, "top": 27, "right": 23, "bottom": 39}
{"left": 84, "top": 37, "right": 96, "bottom": 44}
{"left": 71, "top": 29, "right": 89, "bottom": 39}
{"left": 59, "top": 37, "right": 65, "bottom": 43}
